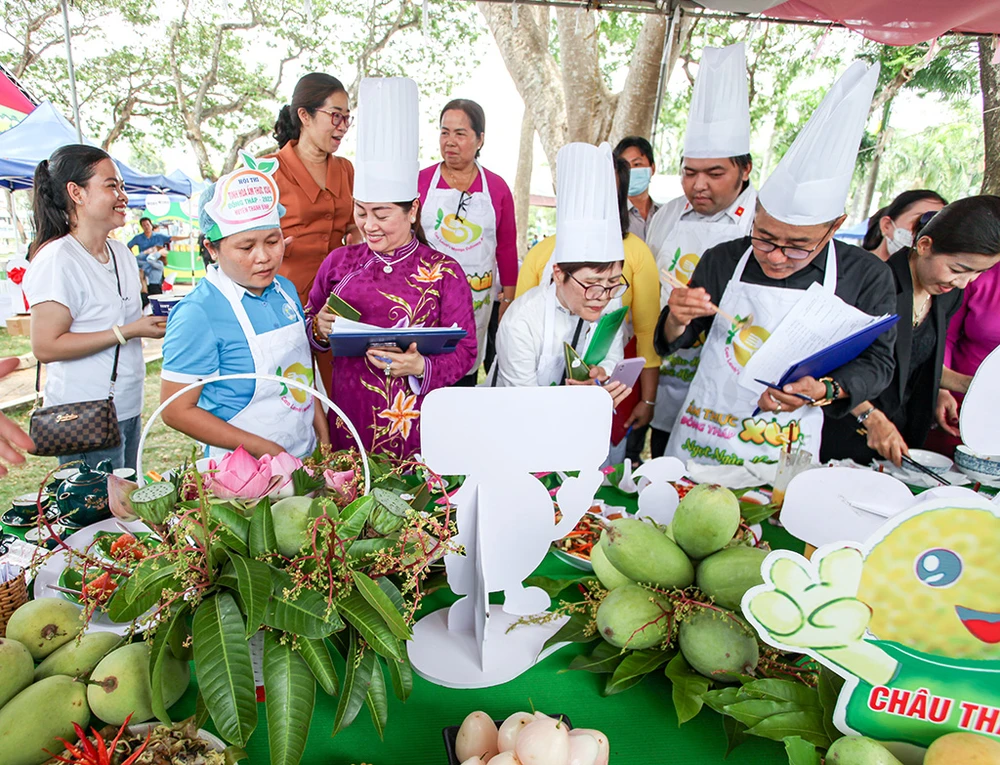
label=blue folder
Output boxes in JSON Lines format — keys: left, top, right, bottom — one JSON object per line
{"left": 751, "top": 314, "right": 899, "bottom": 415}
{"left": 328, "top": 326, "right": 468, "bottom": 357}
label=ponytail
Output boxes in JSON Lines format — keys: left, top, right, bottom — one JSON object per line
{"left": 31, "top": 144, "right": 111, "bottom": 256}
{"left": 273, "top": 105, "right": 298, "bottom": 149}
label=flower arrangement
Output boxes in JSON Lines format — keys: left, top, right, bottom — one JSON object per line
{"left": 58, "top": 444, "right": 455, "bottom": 765}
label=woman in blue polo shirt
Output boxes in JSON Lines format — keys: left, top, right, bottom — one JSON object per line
{"left": 160, "top": 153, "right": 328, "bottom": 459}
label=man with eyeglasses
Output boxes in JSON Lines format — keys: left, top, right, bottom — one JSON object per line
{"left": 640, "top": 43, "right": 758, "bottom": 462}
{"left": 654, "top": 61, "right": 897, "bottom": 467}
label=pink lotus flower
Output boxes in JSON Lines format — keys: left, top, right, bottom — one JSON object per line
{"left": 324, "top": 469, "right": 356, "bottom": 503}
{"left": 263, "top": 452, "right": 303, "bottom": 499}
{"left": 206, "top": 446, "right": 281, "bottom": 500}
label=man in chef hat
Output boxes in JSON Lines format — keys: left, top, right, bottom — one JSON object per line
{"left": 639, "top": 42, "right": 759, "bottom": 462}
{"left": 653, "top": 61, "right": 897, "bottom": 467}
{"left": 493, "top": 142, "right": 631, "bottom": 411}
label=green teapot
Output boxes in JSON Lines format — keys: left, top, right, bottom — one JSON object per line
{"left": 55, "top": 460, "right": 114, "bottom": 528}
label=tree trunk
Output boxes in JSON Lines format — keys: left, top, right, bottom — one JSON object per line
{"left": 514, "top": 112, "right": 534, "bottom": 258}
{"left": 980, "top": 36, "right": 1000, "bottom": 195}
{"left": 609, "top": 15, "right": 666, "bottom": 145}
{"left": 556, "top": 7, "right": 615, "bottom": 144}
{"left": 861, "top": 99, "right": 893, "bottom": 219}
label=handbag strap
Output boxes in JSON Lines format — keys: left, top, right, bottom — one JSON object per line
{"left": 34, "top": 241, "right": 123, "bottom": 403}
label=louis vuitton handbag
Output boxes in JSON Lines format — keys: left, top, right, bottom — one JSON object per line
{"left": 28, "top": 243, "right": 123, "bottom": 457}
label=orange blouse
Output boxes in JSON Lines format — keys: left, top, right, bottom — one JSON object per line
{"left": 269, "top": 141, "right": 355, "bottom": 305}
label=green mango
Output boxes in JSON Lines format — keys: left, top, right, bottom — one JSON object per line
{"left": 87, "top": 642, "right": 190, "bottom": 725}
{"left": 5, "top": 599, "right": 84, "bottom": 660}
{"left": 34, "top": 632, "right": 123, "bottom": 681}
{"left": 602, "top": 518, "right": 694, "bottom": 589}
{"left": 0, "top": 675, "right": 90, "bottom": 765}
{"left": 590, "top": 535, "right": 632, "bottom": 590}
{"left": 696, "top": 545, "right": 768, "bottom": 611}
{"left": 671, "top": 484, "right": 741, "bottom": 559}
{"left": 826, "top": 735, "right": 904, "bottom": 764}
{"left": 678, "top": 608, "right": 759, "bottom": 680}
{"left": 596, "top": 583, "right": 671, "bottom": 649}
{"left": 0, "top": 639, "right": 33, "bottom": 709}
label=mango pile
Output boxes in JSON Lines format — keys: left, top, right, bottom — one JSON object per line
{"left": 592, "top": 484, "right": 767, "bottom": 679}
{"left": 0, "top": 598, "right": 190, "bottom": 765}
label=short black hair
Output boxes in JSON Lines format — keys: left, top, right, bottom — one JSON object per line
{"left": 139, "top": 216, "right": 153, "bottom": 226}
{"left": 440, "top": 99, "right": 486, "bottom": 158}
{"left": 918, "top": 195, "right": 1000, "bottom": 257}
{"left": 732, "top": 153, "right": 752, "bottom": 193}
{"left": 613, "top": 136, "right": 654, "bottom": 166}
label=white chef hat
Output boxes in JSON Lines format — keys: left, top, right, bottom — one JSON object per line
{"left": 683, "top": 42, "right": 751, "bottom": 160}
{"left": 353, "top": 77, "right": 420, "bottom": 203}
{"left": 551, "top": 142, "right": 625, "bottom": 269}
{"left": 758, "top": 61, "right": 880, "bottom": 226}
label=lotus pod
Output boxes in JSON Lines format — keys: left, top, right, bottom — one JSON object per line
{"left": 0, "top": 675, "right": 90, "bottom": 765}
{"left": 0, "top": 638, "right": 33, "bottom": 709}
{"left": 129, "top": 481, "right": 178, "bottom": 525}
{"left": 33, "top": 632, "right": 123, "bottom": 681}
{"left": 5, "top": 599, "right": 84, "bottom": 660}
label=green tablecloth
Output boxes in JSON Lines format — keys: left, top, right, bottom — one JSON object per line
{"left": 163, "top": 488, "right": 805, "bottom": 765}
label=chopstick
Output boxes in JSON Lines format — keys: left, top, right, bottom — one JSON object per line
{"left": 900, "top": 454, "right": 952, "bottom": 486}
{"left": 660, "top": 269, "right": 742, "bottom": 326}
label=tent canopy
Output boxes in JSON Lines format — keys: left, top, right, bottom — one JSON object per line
{"left": 0, "top": 101, "right": 192, "bottom": 196}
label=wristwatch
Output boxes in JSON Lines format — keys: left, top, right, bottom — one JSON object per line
{"left": 809, "top": 376, "right": 841, "bottom": 407}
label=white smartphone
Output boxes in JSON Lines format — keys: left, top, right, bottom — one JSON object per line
{"left": 607, "top": 357, "right": 646, "bottom": 389}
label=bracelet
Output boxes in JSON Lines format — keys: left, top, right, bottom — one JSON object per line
{"left": 501, "top": 297, "right": 513, "bottom": 304}
{"left": 111, "top": 325, "right": 127, "bottom": 346}
{"left": 856, "top": 406, "right": 877, "bottom": 425}
{"left": 642, "top": 400, "right": 656, "bottom": 407}
{"left": 311, "top": 318, "right": 329, "bottom": 347}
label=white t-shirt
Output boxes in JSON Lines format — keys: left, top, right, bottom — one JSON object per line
{"left": 23, "top": 235, "right": 145, "bottom": 419}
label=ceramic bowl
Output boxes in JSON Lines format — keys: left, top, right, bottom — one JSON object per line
{"left": 125, "top": 722, "right": 225, "bottom": 752}
{"left": 954, "top": 445, "right": 1000, "bottom": 479}
{"left": 907, "top": 449, "right": 953, "bottom": 474}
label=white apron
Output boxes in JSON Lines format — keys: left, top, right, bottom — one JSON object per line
{"left": 653, "top": 207, "right": 753, "bottom": 432}
{"left": 204, "top": 266, "right": 316, "bottom": 460}
{"left": 664, "top": 243, "right": 837, "bottom": 465}
{"left": 421, "top": 162, "right": 498, "bottom": 374}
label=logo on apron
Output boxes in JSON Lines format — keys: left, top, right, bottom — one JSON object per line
{"left": 282, "top": 302, "right": 298, "bottom": 321}
{"left": 667, "top": 246, "right": 701, "bottom": 286}
{"left": 276, "top": 362, "right": 314, "bottom": 412}
{"left": 724, "top": 314, "right": 771, "bottom": 371}
{"left": 434, "top": 208, "right": 484, "bottom": 250}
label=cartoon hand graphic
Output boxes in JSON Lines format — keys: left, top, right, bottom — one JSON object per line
{"left": 747, "top": 548, "right": 896, "bottom": 686}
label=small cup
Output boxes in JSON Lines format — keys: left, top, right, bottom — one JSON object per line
{"left": 771, "top": 449, "right": 814, "bottom": 510}
{"left": 113, "top": 468, "right": 138, "bottom": 482}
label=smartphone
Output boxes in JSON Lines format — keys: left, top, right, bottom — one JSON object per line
{"left": 327, "top": 292, "right": 361, "bottom": 321}
{"left": 607, "top": 357, "right": 646, "bottom": 390}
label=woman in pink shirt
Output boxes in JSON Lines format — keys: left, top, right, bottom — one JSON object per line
{"left": 926, "top": 261, "right": 1000, "bottom": 456}
{"left": 418, "top": 99, "right": 518, "bottom": 385}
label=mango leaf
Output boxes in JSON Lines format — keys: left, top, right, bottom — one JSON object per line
{"left": 106, "top": 563, "right": 177, "bottom": 623}
{"left": 223, "top": 554, "right": 271, "bottom": 638}
{"left": 264, "top": 569, "right": 344, "bottom": 639}
{"left": 701, "top": 686, "right": 744, "bottom": 715}
{"left": 338, "top": 590, "right": 404, "bottom": 660}
{"left": 543, "top": 612, "right": 599, "bottom": 652}
{"left": 665, "top": 654, "right": 711, "bottom": 725}
{"left": 263, "top": 631, "right": 316, "bottom": 765}
{"left": 223, "top": 746, "right": 248, "bottom": 765}
{"left": 333, "top": 631, "right": 375, "bottom": 736}
{"left": 150, "top": 602, "right": 191, "bottom": 724}
{"left": 605, "top": 648, "right": 672, "bottom": 695}
{"left": 192, "top": 593, "right": 257, "bottom": 747}
{"left": 295, "top": 637, "right": 339, "bottom": 696}
{"left": 346, "top": 538, "right": 395, "bottom": 563}
{"left": 745, "top": 711, "right": 831, "bottom": 748}
{"left": 375, "top": 577, "right": 405, "bottom": 614}
{"left": 739, "top": 501, "right": 779, "bottom": 525}
{"left": 784, "top": 736, "right": 822, "bottom": 765}
{"left": 124, "top": 557, "right": 179, "bottom": 604}
{"left": 742, "top": 679, "right": 822, "bottom": 708}
{"left": 337, "top": 495, "right": 374, "bottom": 541}
{"left": 369, "top": 506, "right": 405, "bottom": 535}
{"left": 351, "top": 571, "right": 411, "bottom": 641}
{"left": 567, "top": 641, "right": 623, "bottom": 674}
{"left": 372, "top": 488, "right": 412, "bottom": 517}
{"left": 249, "top": 500, "right": 278, "bottom": 558}
{"left": 194, "top": 691, "right": 210, "bottom": 729}
{"left": 723, "top": 714, "right": 749, "bottom": 757}
{"left": 290, "top": 467, "right": 325, "bottom": 496}
{"left": 386, "top": 656, "right": 412, "bottom": 703}
{"left": 818, "top": 666, "right": 845, "bottom": 743}
{"left": 210, "top": 505, "right": 251, "bottom": 545}
{"left": 365, "top": 659, "right": 389, "bottom": 740}
{"left": 724, "top": 700, "right": 803, "bottom": 729}
{"left": 524, "top": 575, "right": 594, "bottom": 598}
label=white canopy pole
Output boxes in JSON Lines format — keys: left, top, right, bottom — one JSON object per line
{"left": 650, "top": 4, "right": 681, "bottom": 145}
{"left": 60, "top": 0, "right": 84, "bottom": 143}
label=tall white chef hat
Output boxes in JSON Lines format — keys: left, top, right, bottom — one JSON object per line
{"left": 550, "top": 142, "right": 625, "bottom": 271}
{"left": 758, "top": 61, "right": 880, "bottom": 226}
{"left": 683, "top": 42, "right": 751, "bottom": 160}
{"left": 353, "top": 77, "right": 420, "bottom": 203}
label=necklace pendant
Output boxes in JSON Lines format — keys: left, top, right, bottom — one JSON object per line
{"left": 383, "top": 265, "right": 393, "bottom": 274}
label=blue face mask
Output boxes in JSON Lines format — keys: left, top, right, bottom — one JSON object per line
{"left": 628, "top": 166, "right": 652, "bottom": 196}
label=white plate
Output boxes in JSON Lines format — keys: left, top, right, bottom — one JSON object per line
{"left": 907, "top": 449, "right": 953, "bottom": 473}
{"left": 552, "top": 548, "right": 593, "bottom": 572}
{"left": 32, "top": 517, "right": 155, "bottom": 636}
{"left": 125, "top": 723, "right": 225, "bottom": 752}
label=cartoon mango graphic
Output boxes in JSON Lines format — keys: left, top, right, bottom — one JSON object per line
{"left": 435, "top": 209, "right": 483, "bottom": 246}
{"left": 669, "top": 247, "right": 701, "bottom": 286}
{"left": 730, "top": 316, "right": 770, "bottom": 367}
{"left": 468, "top": 271, "right": 493, "bottom": 293}
{"left": 276, "top": 362, "right": 314, "bottom": 405}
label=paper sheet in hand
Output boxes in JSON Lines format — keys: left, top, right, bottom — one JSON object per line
{"left": 328, "top": 317, "right": 467, "bottom": 357}
{"left": 739, "top": 283, "right": 895, "bottom": 391}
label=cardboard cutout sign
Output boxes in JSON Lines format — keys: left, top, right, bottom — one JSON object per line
{"left": 960, "top": 344, "right": 1000, "bottom": 458}
{"left": 408, "top": 386, "right": 612, "bottom": 688}
{"left": 743, "top": 493, "right": 1000, "bottom": 757}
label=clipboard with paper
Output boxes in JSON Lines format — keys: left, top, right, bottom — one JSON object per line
{"left": 326, "top": 317, "right": 468, "bottom": 357}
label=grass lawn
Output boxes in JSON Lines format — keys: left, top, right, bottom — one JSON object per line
{"left": 0, "top": 359, "right": 196, "bottom": 510}
{"left": 0, "top": 330, "right": 32, "bottom": 358}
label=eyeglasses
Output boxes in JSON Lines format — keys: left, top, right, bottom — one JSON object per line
{"left": 567, "top": 272, "right": 630, "bottom": 300}
{"left": 750, "top": 222, "right": 837, "bottom": 261}
{"left": 455, "top": 190, "right": 472, "bottom": 222}
{"left": 314, "top": 108, "right": 353, "bottom": 129}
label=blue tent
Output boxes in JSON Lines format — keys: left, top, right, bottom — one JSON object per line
{"left": 0, "top": 101, "right": 192, "bottom": 196}
{"left": 835, "top": 219, "right": 869, "bottom": 246}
